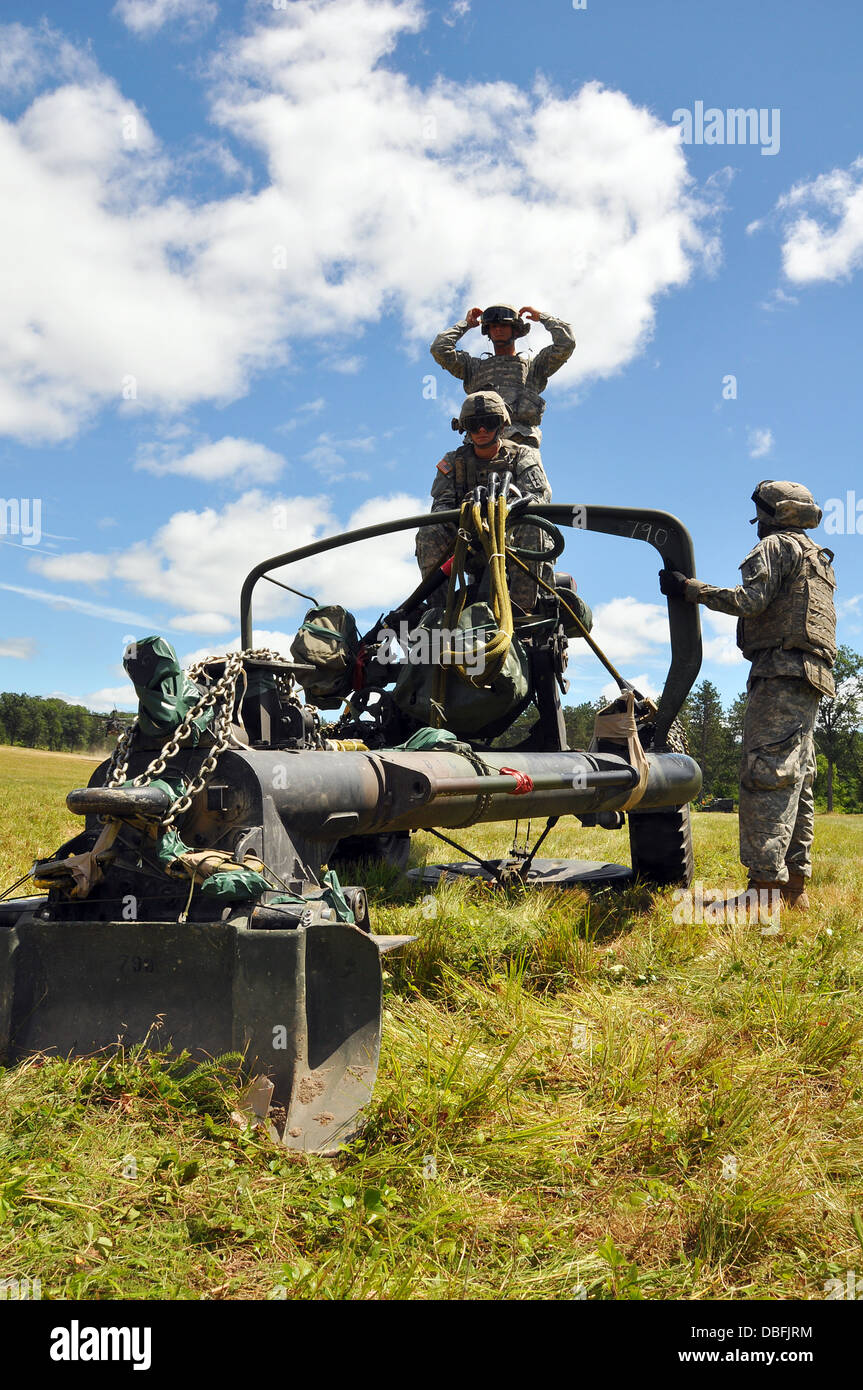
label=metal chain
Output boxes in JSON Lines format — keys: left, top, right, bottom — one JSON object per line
{"left": 104, "top": 648, "right": 287, "bottom": 830}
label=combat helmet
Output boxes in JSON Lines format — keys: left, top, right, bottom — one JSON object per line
{"left": 453, "top": 391, "right": 512, "bottom": 434}
{"left": 480, "top": 304, "right": 530, "bottom": 339}
{"left": 750, "top": 480, "right": 822, "bottom": 529}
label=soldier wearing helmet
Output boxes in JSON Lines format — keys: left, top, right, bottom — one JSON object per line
{"left": 415, "top": 391, "right": 552, "bottom": 611}
{"left": 430, "top": 303, "right": 575, "bottom": 448}
{"left": 659, "top": 480, "right": 837, "bottom": 913}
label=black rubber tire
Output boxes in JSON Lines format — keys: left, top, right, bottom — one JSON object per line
{"left": 329, "top": 831, "right": 411, "bottom": 875}
{"left": 628, "top": 804, "right": 694, "bottom": 887}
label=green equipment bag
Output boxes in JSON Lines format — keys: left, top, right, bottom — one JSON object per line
{"left": 124, "top": 636, "right": 213, "bottom": 742}
{"left": 392, "top": 602, "right": 529, "bottom": 736}
{"left": 290, "top": 604, "right": 360, "bottom": 707}
{"left": 558, "top": 591, "right": 593, "bottom": 640}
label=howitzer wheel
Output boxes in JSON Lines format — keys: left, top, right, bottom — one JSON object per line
{"left": 627, "top": 803, "right": 694, "bottom": 887}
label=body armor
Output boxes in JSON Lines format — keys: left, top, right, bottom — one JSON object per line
{"left": 468, "top": 356, "right": 546, "bottom": 429}
{"left": 737, "top": 534, "right": 837, "bottom": 665}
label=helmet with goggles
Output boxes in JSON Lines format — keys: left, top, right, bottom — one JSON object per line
{"left": 480, "top": 304, "right": 530, "bottom": 339}
{"left": 750, "top": 480, "right": 822, "bottom": 529}
{"left": 452, "top": 391, "right": 512, "bottom": 434}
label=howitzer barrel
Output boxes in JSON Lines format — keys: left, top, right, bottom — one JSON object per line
{"left": 68, "top": 748, "right": 701, "bottom": 840}
{"left": 249, "top": 747, "right": 702, "bottom": 838}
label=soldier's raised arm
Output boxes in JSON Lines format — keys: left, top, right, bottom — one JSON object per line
{"left": 430, "top": 307, "right": 482, "bottom": 380}
{"left": 520, "top": 307, "right": 576, "bottom": 392}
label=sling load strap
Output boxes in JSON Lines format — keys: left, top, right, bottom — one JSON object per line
{"left": 590, "top": 691, "right": 651, "bottom": 812}
{"left": 431, "top": 494, "right": 515, "bottom": 726}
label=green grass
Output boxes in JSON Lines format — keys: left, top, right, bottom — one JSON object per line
{"left": 1, "top": 745, "right": 862, "bottom": 1300}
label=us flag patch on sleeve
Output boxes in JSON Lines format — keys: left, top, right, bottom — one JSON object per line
{"left": 436, "top": 457, "right": 453, "bottom": 475}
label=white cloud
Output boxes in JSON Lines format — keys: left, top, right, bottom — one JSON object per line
{"left": 759, "top": 286, "right": 798, "bottom": 312}
{"left": 0, "top": 582, "right": 164, "bottom": 628}
{"left": 443, "top": 0, "right": 471, "bottom": 24}
{"left": 761, "top": 157, "right": 863, "bottom": 284}
{"left": 302, "top": 432, "right": 376, "bottom": 479}
{"left": 586, "top": 596, "right": 670, "bottom": 666}
{"left": 81, "top": 684, "right": 138, "bottom": 712}
{"left": 0, "top": 4, "right": 714, "bottom": 442}
{"left": 324, "top": 355, "right": 365, "bottom": 375}
{"left": 747, "top": 426, "right": 773, "bottom": 459}
{"left": 600, "top": 672, "right": 659, "bottom": 702}
{"left": 170, "top": 611, "right": 235, "bottom": 634}
{"left": 112, "top": 0, "right": 218, "bottom": 38}
{"left": 30, "top": 552, "right": 113, "bottom": 585}
{"left": 0, "top": 637, "right": 37, "bottom": 659}
{"left": 24, "top": 489, "right": 427, "bottom": 636}
{"left": 180, "top": 630, "right": 298, "bottom": 669}
{"left": 701, "top": 610, "right": 744, "bottom": 667}
{"left": 137, "top": 435, "right": 286, "bottom": 484}
{"left": 0, "top": 22, "right": 97, "bottom": 99}
{"left": 277, "top": 398, "right": 327, "bottom": 433}
{"left": 568, "top": 600, "right": 743, "bottom": 697}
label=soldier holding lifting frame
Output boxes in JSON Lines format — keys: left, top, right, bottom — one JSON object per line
{"left": 660, "top": 480, "right": 837, "bottom": 912}
{"left": 415, "top": 391, "right": 552, "bottom": 612}
{"left": 430, "top": 303, "right": 575, "bottom": 450}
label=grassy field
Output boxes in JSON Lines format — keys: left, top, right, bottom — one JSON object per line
{"left": 1, "top": 743, "right": 862, "bottom": 1301}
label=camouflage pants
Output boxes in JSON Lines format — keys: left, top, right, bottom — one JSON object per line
{"left": 738, "top": 677, "right": 821, "bottom": 881}
{"left": 415, "top": 521, "right": 551, "bottom": 612}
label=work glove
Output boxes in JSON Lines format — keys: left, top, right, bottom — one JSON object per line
{"left": 658, "top": 568, "right": 689, "bottom": 598}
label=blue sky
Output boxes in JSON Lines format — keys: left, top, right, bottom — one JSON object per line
{"left": 1, "top": 0, "right": 861, "bottom": 715}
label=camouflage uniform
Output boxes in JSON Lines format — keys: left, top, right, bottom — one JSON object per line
{"left": 430, "top": 314, "right": 575, "bottom": 447}
{"left": 685, "top": 529, "right": 836, "bottom": 882}
{"left": 416, "top": 439, "right": 552, "bottom": 610}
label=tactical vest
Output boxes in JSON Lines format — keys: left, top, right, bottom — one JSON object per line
{"left": 467, "top": 356, "right": 546, "bottom": 428}
{"left": 737, "top": 534, "right": 837, "bottom": 665}
{"left": 452, "top": 441, "right": 519, "bottom": 499}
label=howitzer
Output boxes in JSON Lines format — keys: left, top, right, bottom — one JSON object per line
{"left": 0, "top": 502, "right": 702, "bottom": 1153}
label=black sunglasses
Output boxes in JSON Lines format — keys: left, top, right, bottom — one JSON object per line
{"left": 468, "top": 416, "right": 502, "bottom": 433}
{"left": 482, "top": 308, "right": 516, "bottom": 324}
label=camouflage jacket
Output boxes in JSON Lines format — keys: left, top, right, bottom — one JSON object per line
{"left": 684, "top": 530, "right": 836, "bottom": 697}
{"left": 429, "top": 440, "right": 552, "bottom": 513}
{"left": 429, "top": 314, "right": 575, "bottom": 445}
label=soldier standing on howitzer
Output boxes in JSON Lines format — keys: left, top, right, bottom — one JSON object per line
{"left": 659, "top": 480, "right": 837, "bottom": 914}
{"left": 415, "top": 391, "right": 552, "bottom": 612}
{"left": 430, "top": 303, "right": 575, "bottom": 453}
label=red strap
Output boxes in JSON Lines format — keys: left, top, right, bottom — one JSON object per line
{"left": 352, "top": 644, "right": 367, "bottom": 692}
{"left": 500, "top": 766, "right": 533, "bottom": 795}
{"left": 440, "top": 556, "right": 454, "bottom": 576}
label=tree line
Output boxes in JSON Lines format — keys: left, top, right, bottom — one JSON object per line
{"left": 0, "top": 691, "right": 129, "bottom": 756}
